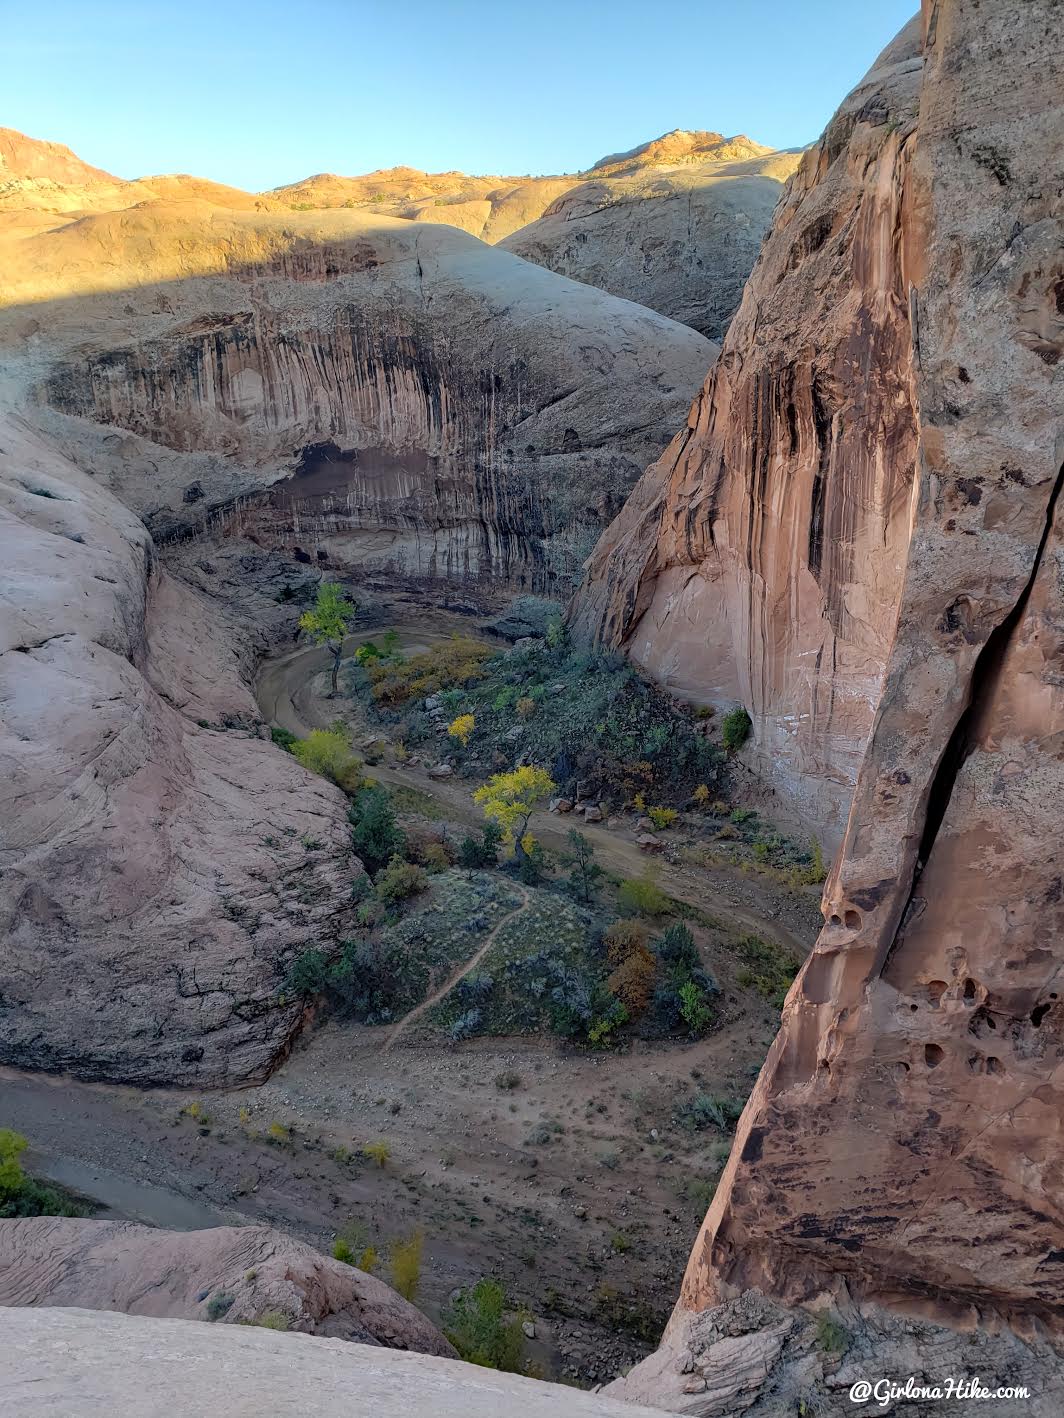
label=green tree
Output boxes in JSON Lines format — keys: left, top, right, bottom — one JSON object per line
{"left": 566, "top": 829, "right": 604, "bottom": 904}
{"left": 349, "top": 787, "right": 404, "bottom": 874}
{"left": 299, "top": 581, "right": 357, "bottom": 696}
{"left": 473, "top": 766, "right": 555, "bottom": 863}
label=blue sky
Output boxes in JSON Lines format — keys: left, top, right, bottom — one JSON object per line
{"left": 4, "top": 1, "right": 916, "bottom": 190}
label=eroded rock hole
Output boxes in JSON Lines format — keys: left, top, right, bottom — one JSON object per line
{"left": 925, "top": 1044, "right": 944, "bottom": 1069}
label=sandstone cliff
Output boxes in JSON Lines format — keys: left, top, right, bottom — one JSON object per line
{"left": 0, "top": 412, "right": 357, "bottom": 1084}
{"left": 1, "top": 202, "right": 714, "bottom": 593}
{"left": 581, "top": 0, "right": 1064, "bottom": 1404}
{"left": 572, "top": 21, "right": 925, "bottom": 843}
{"left": 502, "top": 137, "right": 801, "bottom": 341}
{"left": 0, "top": 1219, "right": 453, "bottom": 1353}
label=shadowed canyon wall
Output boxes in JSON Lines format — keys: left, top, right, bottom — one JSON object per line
{"left": 5, "top": 209, "right": 713, "bottom": 594}
{"left": 591, "top": 4, "right": 1064, "bottom": 1406}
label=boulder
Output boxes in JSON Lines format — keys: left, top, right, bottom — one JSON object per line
{"left": 0, "top": 1219, "right": 452, "bottom": 1355}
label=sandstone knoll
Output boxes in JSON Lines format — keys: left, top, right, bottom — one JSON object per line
{"left": 0, "top": 1218, "right": 453, "bottom": 1354}
{"left": 3, "top": 1308, "right": 665, "bottom": 1418}
{"left": 272, "top": 166, "right": 577, "bottom": 243}
{"left": 0, "top": 125, "right": 796, "bottom": 336}
{"left": 575, "top": 2, "right": 1064, "bottom": 1408}
{"left": 1, "top": 201, "right": 714, "bottom": 590}
{"left": 502, "top": 134, "right": 801, "bottom": 339}
{"left": 0, "top": 411, "right": 356, "bottom": 1085}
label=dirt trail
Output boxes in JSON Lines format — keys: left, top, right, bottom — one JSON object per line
{"left": 383, "top": 885, "right": 530, "bottom": 1051}
{"left": 254, "top": 627, "right": 818, "bottom": 959}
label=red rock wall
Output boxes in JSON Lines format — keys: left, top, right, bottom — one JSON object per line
{"left": 606, "top": 0, "right": 1064, "bottom": 1334}
{"left": 572, "top": 21, "right": 926, "bottom": 845}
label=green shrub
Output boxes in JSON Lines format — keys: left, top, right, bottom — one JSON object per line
{"left": 349, "top": 787, "right": 405, "bottom": 873}
{"left": 284, "top": 948, "right": 330, "bottom": 997}
{"left": 815, "top": 1314, "right": 851, "bottom": 1354}
{"left": 654, "top": 923, "right": 699, "bottom": 970}
{"left": 292, "top": 728, "right": 362, "bottom": 789}
{"left": 374, "top": 854, "right": 427, "bottom": 903}
{"left": 617, "top": 873, "right": 670, "bottom": 918}
{"left": 332, "top": 1238, "right": 355, "bottom": 1264}
{"left": 206, "top": 1292, "right": 235, "bottom": 1321}
{"left": 390, "top": 1228, "right": 423, "bottom": 1301}
{"left": 255, "top": 1311, "right": 290, "bottom": 1331}
{"left": 458, "top": 821, "right": 503, "bottom": 869}
{"left": 721, "top": 707, "right": 752, "bottom": 753}
{"left": 363, "top": 1140, "right": 391, "bottom": 1168}
{"left": 270, "top": 726, "right": 298, "bottom": 752}
{"left": 675, "top": 1092, "right": 742, "bottom": 1133}
{"left": 678, "top": 979, "right": 716, "bottom": 1035}
{"left": 647, "top": 805, "right": 678, "bottom": 830}
{"left": 443, "top": 1278, "right": 528, "bottom": 1372}
{"left": 0, "top": 1129, "right": 87, "bottom": 1219}
{"left": 735, "top": 934, "right": 799, "bottom": 1008}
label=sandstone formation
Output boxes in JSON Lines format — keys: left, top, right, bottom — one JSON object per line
{"left": 572, "top": 26, "right": 924, "bottom": 841}
{"left": 0, "top": 1218, "right": 453, "bottom": 1353}
{"left": 271, "top": 165, "right": 578, "bottom": 243}
{"left": 1, "top": 125, "right": 797, "bottom": 341}
{"left": 0, "top": 411, "right": 357, "bottom": 1085}
{"left": 1, "top": 1307, "right": 666, "bottom": 1418}
{"left": 503, "top": 134, "right": 801, "bottom": 340}
{"left": 1, "top": 200, "right": 713, "bottom": 592}
{"left": 578, "top": 1, "right": 1064, "bottom": 1407}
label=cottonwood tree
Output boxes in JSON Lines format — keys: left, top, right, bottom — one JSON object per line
{"left": 473, "top": 765, "right": 555, "bottom": 864}
{"left": 299, "top": 581, "right": 357, "bottom": 696}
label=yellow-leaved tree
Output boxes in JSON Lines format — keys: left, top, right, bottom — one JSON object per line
{"left": 473, "top": 765, "right": 555, "bottom": 863}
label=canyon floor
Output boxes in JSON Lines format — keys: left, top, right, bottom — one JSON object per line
{"left": 9, "top": 596, "right": 820, "bottom": 1385}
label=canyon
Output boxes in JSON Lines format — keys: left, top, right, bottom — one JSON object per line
{"left": 3, "top": 0, "right": 1064, "bottom": 1413}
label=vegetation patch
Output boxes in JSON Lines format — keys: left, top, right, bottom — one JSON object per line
{"left": 734, "top": 933, "right": 801, "bottom": 1008}
{"left": 0, "top": 1130, "right": 89, "bottom": 1218}
{"left": 351, "top": 628, "right": 720, "bottom": 806}
{"left": 443, "top": 1278, "right": 530, "bottom": 1373}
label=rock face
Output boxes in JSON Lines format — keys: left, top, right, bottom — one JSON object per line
{"left": 2, "top": 1307, "right": 666, "bottom": 1418}
{"left": 2, "top": 201, "right": 714, "bottom": 593}
{"left": 583, "top": 0, "right": 1064, "bottom": 1400}
{"left": 0, "top": 412, "right": 357, "bottom": 1085}
{"left": 0, "top": 1219, "right": 452, "bottom": 1354}
{"left": 572, "top": 24, "right": 925, "bottom": 843}
{"left": 503, "top": 135, "right": 801, "bottom": 341}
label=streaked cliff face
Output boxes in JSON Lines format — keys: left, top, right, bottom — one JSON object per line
{"left": 571, "top": 21, "right": 925, "bottom": 846}
{"left": 2, "top": 209, "right": 714, "bottom": 595}
{"left": 584, "top": 0, "right": 1064, "bottom": 1359}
